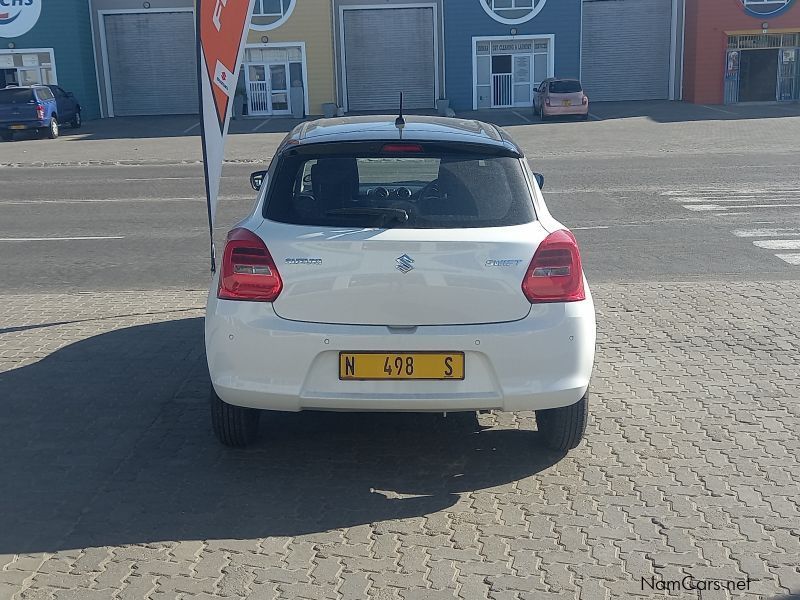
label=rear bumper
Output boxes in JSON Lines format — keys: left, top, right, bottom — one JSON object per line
{"left": 543, "top": 105, "right": 588, "bottom": 117}
{"left": 0, "top": 120, "right": 48, "bottom": 130}
{"left": 206, "top": 284, "right": 596, "bottom": 413}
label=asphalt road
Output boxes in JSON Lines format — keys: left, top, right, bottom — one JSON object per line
{"left": 1, "top": 103, "right": 799, "bottom": 293}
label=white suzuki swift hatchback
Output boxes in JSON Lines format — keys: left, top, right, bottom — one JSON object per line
{"left": 206, "top": 116, "right": 596, "bottom": 450}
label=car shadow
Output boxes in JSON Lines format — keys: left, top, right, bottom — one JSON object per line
{"left": 0, "top": 318, "right": 563, "bottom": 554}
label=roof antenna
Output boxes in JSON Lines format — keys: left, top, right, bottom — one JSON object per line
{"left": 395, "top": 92, "right": 405, "bottom": 129}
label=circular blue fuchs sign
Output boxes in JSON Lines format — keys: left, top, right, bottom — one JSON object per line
{"left": 0, "top": 0, "right": 42, "bottom": 38}
{"left": 741, "top": 0, "right": 795, "bottom": 18}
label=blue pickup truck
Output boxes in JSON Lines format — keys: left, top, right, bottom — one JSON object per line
{"left": 0, "top": 85, "right": 81, "bottom": 141}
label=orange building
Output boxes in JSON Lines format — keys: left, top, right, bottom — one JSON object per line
{"left": 683, "top": 0, "right": 800, "bottom": 104}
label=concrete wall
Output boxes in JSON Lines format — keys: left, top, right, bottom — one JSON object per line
{"left": 443, "top": 0, "right": 582, "bottom": 111}
{"left": 247, "top": 0, "right": 336, "bottom": 115}
{"left": 683, "top": 0, "right": 800, "bottom": 104}
{"left": 1, "top": 0, "right": 100, "bottom": 119}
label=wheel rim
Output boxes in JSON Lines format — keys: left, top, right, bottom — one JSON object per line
{"left": 75, "top": 113, "right": 81, "bottom": 126}
{"left": 52, "top": 120, "right": 58, "bottom": 135}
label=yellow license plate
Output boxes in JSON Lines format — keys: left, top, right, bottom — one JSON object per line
{"left": 562, "top": 100, "right": 572, "bottom": 106}
{"left": 339, "top": 352, "right": 465, "bottom": 381}
{"left": 9, "top": 125, "right": 26, "bottom": 130}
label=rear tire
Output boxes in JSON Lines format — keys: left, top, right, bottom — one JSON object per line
{"left": 210, "top": 388, "right": 260, "bottom": 447}
{"left": 43, "top": 118, "right": 59, "bottom": 139}
{"left": 536, "top": 392, "right": 588, "bottom": 451}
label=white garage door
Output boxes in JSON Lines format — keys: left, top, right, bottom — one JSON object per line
{"left": 581, "top": 0, "right": 672, "bottom": 101}
{"left": 104, "top": 11, "right": 198, "bottom": 116}
{"left": 343, "top": 8, "right": 436, "bottom": 111}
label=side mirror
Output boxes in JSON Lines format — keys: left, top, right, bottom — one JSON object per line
{"left": 533, "top": 172, "right": 545, "bottom": 190}
{"left": 250, "top": 170, "right": 268, "bottom": 191}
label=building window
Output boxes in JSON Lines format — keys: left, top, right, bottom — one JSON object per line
{"left": 0, "top": 49, "right": 56, "bottom": 89}
{"left": 492, "top": 0, "right": 533, "bottom": 10}
{"left": 728, "top": 32, "right": 794, "bottom": 49}
{"left": 253, "top": 0, "right": 289, "bottom": 16}
{"left": 250, "top": 0, "right": 296, "bottom": 30}
{"left": 479, "top": 0, "right": 547, "bottom": 25}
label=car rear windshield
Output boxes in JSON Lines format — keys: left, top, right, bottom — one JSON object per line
{"left": 0, "top": 89, "right": 34, "bottom": 104}
{"left": 549, "top": 80, "right": 582, "bottom": 94}
{"left": 263, "top": 142, "right": 535, "bottom": 229}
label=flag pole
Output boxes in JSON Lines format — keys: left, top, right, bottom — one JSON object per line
{"left": 196, "top": 0, "right": 216, "bottom": 274}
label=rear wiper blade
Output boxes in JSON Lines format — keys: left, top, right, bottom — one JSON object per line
{"left": 325, "top": 207, "right": 409, "bottom": 226}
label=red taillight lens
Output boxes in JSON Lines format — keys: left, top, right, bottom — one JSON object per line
{"left": 218, "top": 228, "right": 282, "bottom": 302}
{"left": 36, "top": 104, "right": 45, "bottom": 120}
{"left": 522, "top": 230, "right": 585, "bottom": 303}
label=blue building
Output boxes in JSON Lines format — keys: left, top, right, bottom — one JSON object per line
{"left": 0, "top": 0, "right": 101, "bottom": 119}
{"left": 443, "top": 0, "right": 582, "bottom": 111}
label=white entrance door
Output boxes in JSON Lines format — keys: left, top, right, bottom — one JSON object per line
{"left": 491, "top": 55, "right": 513, "bottom": 108}
{"left": 246, "top": 64, "right": 270, "bottom": 115}
{"left": 246, "top": 63, "right": 290, "bottom": 116}
{"left": 267, "top": 63, "right": 290, "bottom": 114}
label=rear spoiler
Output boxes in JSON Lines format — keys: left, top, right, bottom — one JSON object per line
{"left": 277, "top": 139, "right": 523, "bottom": 159}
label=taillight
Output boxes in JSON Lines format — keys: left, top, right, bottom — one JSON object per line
{"left": 545, "top": 98, "right": 551, "bottom": 106}
{"left": 218, "top": 228, "right": 282, "bottom": 302}
{"left": 381, "top": 143, "right": 424, "bottom": 153}
{"left": 582, "top": 95, "right": 589, "bottom": 105}
{"left": 522, "top": 230, "right": 585, "bottom": 303}
{"left": 35, "top": 104, "right": 45, "bottom": 120}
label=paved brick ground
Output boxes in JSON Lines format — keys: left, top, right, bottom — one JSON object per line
{"left": 0, "top": 283, "right": 798, "bottom": 600}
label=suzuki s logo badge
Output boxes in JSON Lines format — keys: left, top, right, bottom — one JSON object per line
{"left": 395, "top": 254, "right": 415, "bottom": 274}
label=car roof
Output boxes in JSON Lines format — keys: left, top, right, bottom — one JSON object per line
{"left": 281, "top": 115, "right": 523, "bottom": 156}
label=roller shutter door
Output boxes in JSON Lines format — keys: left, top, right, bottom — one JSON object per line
{"left": 343, "top": 8, "right": 435, "bottom": 111}
{"left": 104, "top": 11, "right": 198, "bottom": 116}
{"left": 581, "top": 0, "right": 672, "bottom": 101}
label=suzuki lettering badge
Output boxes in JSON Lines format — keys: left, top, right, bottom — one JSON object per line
{"left": 741, "top": 0, "right": 795, "bottom": 17}
{"left": 0, "top": 0, "right": 42, "bottom": 38}
{"left": 479, "top": 0, "right": 547, "bottom": 25}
